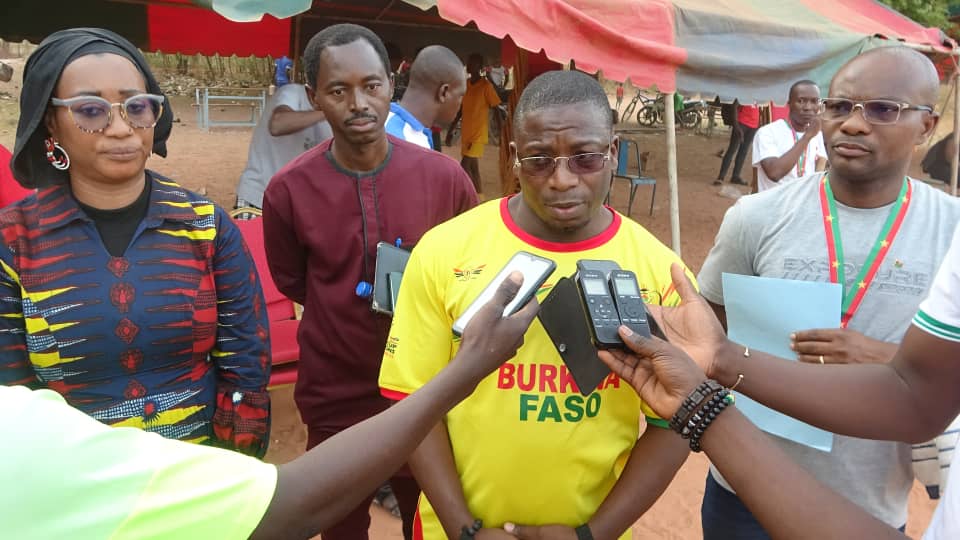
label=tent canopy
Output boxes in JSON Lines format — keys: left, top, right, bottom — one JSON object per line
{"left": 6, "top": 0, "right": 950, "bottom": 102}
{"left": 398, "top": 0, "right": 959, "bottom": 254}
{"left": 0, "top": 0, "right": 293, "bottom": 57}
{"left": 407, "top": 0, "right": 956, "bottom": 103}
{"left": 0, "top": 0, "right": 475, "bottom": 59}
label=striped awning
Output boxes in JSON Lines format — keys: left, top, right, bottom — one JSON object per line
{"left": 4, "top": 0, "right": 949, "bottom": 100}
{"left": 405, "top": 0, "right": 956, "bottom": 102}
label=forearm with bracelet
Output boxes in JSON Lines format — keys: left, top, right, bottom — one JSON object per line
{"left": 668, "top": 379, "right": 735, "bottom": 452}
{"left": 460, "top": 519, "right": 482, "bottom": 539}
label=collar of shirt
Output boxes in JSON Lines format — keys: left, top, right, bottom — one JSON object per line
{"left": 34, "top": 171, "right": 209, "bottom": 232}
{"left": 389, "top": 102, "right": 433, "bottom": 147}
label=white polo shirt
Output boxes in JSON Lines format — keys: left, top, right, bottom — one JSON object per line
{"left": 752, "top": 119, "right": 827, "bottom": 192}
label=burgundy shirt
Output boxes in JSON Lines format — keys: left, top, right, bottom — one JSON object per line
{"left": 263, "top": 136, "right": 477, "bottom": 429}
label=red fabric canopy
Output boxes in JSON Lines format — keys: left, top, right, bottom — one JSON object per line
{"left": 422, "top": 0, "right": 955, "bottom": 100}
{"left": 801, "top": 0, "right": 949, "bottom": 50}
{"left": 146, "top": 3, "right": 291, "bottom": 57}
{"left": 439, "top": 0, "right": 686, "bottom": 90}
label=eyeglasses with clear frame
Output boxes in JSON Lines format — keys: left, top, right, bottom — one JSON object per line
{"left": 50, "top": 93, "right": 165, "bottom": 133}
{"left": 818, "top": 98, "right": 934, "bottom": 125}
{"left": 514, "top": 151, "right": 611, "bottom": 177}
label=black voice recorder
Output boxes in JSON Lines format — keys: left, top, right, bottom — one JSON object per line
{"left": 609, "top": 269, "right": 652, "bottom": 339}
{"left": 575, "top": 268, "right": 623, "bottom": 349}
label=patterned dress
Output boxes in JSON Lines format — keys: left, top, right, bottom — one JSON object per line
{"left": 0, "top": 173, "right": 271, "bottom": 456}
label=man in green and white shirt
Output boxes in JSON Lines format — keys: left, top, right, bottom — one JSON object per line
{"left": 913, "top": 236, "right": 960, "bottom": 343}
{"left": 914, "top": 223, "right": 960, "bottom": 540}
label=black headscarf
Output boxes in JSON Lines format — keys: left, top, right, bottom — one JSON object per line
{"left": 12, "top": 27, "right": 173, "bottom": 188}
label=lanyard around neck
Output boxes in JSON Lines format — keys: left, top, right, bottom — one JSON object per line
{"left": 818, "top": 175, "right": 911, "bottom": 327}
{"left": 788, "top": 120, "right": 807, "bottom": 177}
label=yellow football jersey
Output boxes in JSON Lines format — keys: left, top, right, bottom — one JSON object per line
{"left": 380, "top": 198, "right": 690, "bottom": 539}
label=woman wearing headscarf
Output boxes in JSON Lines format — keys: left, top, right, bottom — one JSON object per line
{"left": 0, "top": 28, "right": 271, "bottom": 457}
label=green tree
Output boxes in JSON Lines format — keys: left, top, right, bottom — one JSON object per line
{"left": 881, "top": 0, "right": 950, "bottom": 29}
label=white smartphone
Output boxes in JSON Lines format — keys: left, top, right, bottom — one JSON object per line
{"left": 452, "top": 251, "right": 556, "bottom": 336}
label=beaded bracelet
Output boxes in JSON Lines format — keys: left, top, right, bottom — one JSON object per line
{"left": 460, "top": 519, "right": 483, "bottom": 539}
{"left": 669, "top": 379, "right": 723, "bottom": 433}
{"left": 689, "top": 391, "right": 735, "bottom": 452}
{"left": 681, "top": 389, "right": 727, "bottom": 439}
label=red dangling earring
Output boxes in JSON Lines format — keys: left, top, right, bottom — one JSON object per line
{"left": 44, "top": 137, "right": 70, "bottom": 171}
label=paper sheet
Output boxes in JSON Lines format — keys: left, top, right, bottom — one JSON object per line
{"left": 722, "top": 273, "right": 842, "bottom": 452}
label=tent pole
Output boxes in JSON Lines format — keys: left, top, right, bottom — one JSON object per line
{"left": 923, "top": 72, "right": 955, "bottom": 154}
{"left": 952, "top": 72, "right": 959, "bottom": 196}
{"left": 664, "top": 92, "right": 681, "bottom": 255}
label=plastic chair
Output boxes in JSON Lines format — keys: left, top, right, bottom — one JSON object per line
{"left": 233, "top": 216, "right": 301, "bottom": 388}
{"left": 609, "top": 139, "right": 657, "bottom": 217}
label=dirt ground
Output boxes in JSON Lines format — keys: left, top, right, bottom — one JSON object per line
{"left": 0, "top": 61, "right": 946, "bottom": 538}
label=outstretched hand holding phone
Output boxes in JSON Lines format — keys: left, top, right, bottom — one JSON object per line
{"left": 453, "top": 271, "right": 541, "bottom": 387}
{"left": 5, "top": 273, "right": 542, "bottom": 540}
{"left": 253, "top": 272, "right": 539, "bottom": 539}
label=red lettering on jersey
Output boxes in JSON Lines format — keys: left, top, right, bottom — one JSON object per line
{"left": 559, "top": 366, "right": 580, "bottom": 394}
{"left": 500, "top": 363, "right": 585, "bottom": 394}
{"left": 517, "top": 364, "right": 536, "bottom": 391}
{"left": 603, "top": 372, "right": 621, "bottom": 389}
{"left": 498, "top": 363, "right": 516, "bottom": 389}
{"left": 539, "top": 364, "right": 558, "bottom": 393}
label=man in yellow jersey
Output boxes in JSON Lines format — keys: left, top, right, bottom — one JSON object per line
{"left": 380, "top": 70, "right": 691, "bottom": 540}
{"left": 448, "top": 53, "right": 501, "bottom": 193}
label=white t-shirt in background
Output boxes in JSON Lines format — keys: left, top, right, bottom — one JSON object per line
{"left": 752, "top": 119, "right": 827, "bottom": 192}
{"left": 236, "top": 84, "right": 332, "bottom": 208}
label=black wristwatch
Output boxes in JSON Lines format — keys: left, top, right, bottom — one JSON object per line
{"left": 575, "top": 524, "right": 594, "bottom": 540}
{"left": 460, "top": 518, "right": 483, "bottom": 539}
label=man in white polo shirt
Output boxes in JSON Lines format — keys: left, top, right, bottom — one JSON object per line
{"left": 752, "top": 80, "right": 827, "bottom": 192}
{"left": 385, "top": 45, "right": 465, "bottom": 149}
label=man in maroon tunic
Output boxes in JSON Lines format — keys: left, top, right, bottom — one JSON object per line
{"left": 262, "top": 24, "right": 477, "bottom": 539}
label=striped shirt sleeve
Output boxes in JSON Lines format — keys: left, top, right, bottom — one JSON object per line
{"left": 913, "top": 223, "right": 960, "bottom": 342}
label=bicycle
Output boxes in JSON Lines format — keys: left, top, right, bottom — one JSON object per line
{"left": 636, "top": 102, "right": 660, "bottom": 127}
{"left": 620, "top": 89, "right": 656, "bottom": 124}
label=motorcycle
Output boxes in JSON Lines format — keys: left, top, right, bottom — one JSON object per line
{"left": 637, "top": 94, "right": 705, "bottom": 129}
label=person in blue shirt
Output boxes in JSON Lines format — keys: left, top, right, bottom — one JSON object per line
{"left": 385, "top": 45, "right": 465, "bottom": 150}
{"left": 274, "top": 55, "right": 293, "bottom": 87}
